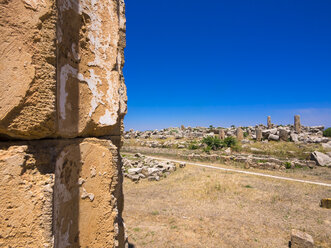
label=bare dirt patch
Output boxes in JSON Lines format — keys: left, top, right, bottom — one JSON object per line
{"left": 123, "top": 161, "right": 331, "bottom": 248}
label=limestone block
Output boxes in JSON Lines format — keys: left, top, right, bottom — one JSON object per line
{"left": 294, "top": 115, "right": 301, "bottom": 133}
{"left": 0, "top": 0, "right": 57, "bottom": 140}
{"left": 279, "top": 129, "right": 288, "bottom": 141}
{"left": 267, "top": 116, "right": 272, "bottom": 129}
{"left": 0, "top": 0, "right": 127, "bottom": 140}
{"left": 290, "top": 229, "right": 314, "bottom": 248}
{"left": 0, "top": 137, "right": 125, "bottom": 247}
{"left": 236, "top": 127, "right": 244, "bottom": 141}
{"left": 0, "top": 145, "right": 54, "bottom": 247}
{"left": 219, "top": 129, "right": 225, "bottom": 140}
{"left": 53, "top": 138, "right": 124, "bottom": 247}
{"left": 56, "top": 0, "right": 127, "bottom": 138}
{"left": 256, "top": 128, "right": 262, "bottom": 141}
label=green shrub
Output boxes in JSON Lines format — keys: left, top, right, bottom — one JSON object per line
{"left": 203, "top": 146, "right": 212, "bottom": 153}
{"left": 223, "top": 136, "right": 238, "bottom": 148}
{"left": 284, "top": 162, "right": 292, "bottom": 169}
{"left": 188, "top": 141, "right": 199, "bottom": 150}
{"left": 323, "top": 127, "right": 331, "bottom": 137}
{"left": 243, "top": 132, "right": 249, "bottom": 138}
{"left": 202, "top": 136, "right": 222, "bottom": 151}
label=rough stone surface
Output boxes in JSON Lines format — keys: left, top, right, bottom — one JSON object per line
{"left": 290, "top": 133, "right": 299, "bottom": 143}
{"left": 219, "top": 129, "right": 225, "bottom": 140}
{"left": 57, "top": 0, "right": 127, "bottom": 138}
{"left": 311, "top": 151, "right": 331, "bottom": 167}
{"left": 0, "top": 0, "right": 57, "bottom": 140}
{"left": 294, "top": 115, "right": 301, "bottom": 133}
{"left": 0, "top": 0, "right": 127, "bottom": 247}
{"left": 0, "top": 138, "right": 125, "bottom": 247}
{"left": 290, "top": 229, "right": 314, "bottom": 248}
{"left": 0, "top": 145, "right": 54, "bottom": 247}
{"left": 236, "top": 127, "right": 244, "bottom": 141}
{"left": 267, "top": 116, "right": 272, "bottom": 129}
{"left": 54, "top": 138, "right": 124, "bottom": 247}
{"left": 279, "top": 129, "right": 288, "bottom": 141}
{"left": 122, "top": 155, "right": 184, "bottom": 182}
{"left": 0, "top": 0, "right": 127, "bottom": 140}
{"left": 268, "top": 134, "right": 280, "bottom": 141}
{"left": 256, "top": 128, "right": 262, "bottom": 142}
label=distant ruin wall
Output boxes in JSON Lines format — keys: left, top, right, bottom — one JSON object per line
{"left": 0, "top": 0, "right": 127, "bottom": 247}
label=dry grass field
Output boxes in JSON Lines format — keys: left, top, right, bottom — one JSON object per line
{"left": 123, "top": 160, "right": 331, "bottom": 248}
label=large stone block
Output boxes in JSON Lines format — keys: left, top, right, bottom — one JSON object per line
{"left": 56, "top": 0, "right": 127, "bottom": 138}
{"left": 0, "top": 144, "right": 54, "bottom": 247}
{"left": 0, "top": 0, "right": 127, "bottom": 140}
{"left": 0, "top": 137, "right": 125, "bottom": 247}
{"left": 0, "top": 0, "right": 57, "bottom": 140}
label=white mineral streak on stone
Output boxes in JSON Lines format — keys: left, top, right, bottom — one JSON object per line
{"left": 58, "top": 0, "right": 121, "bottom": 125}
{"left": 77, "top": 70, "right": 105, "bottom": 117}
{"left": 55, "top": 151, "right": 72, "bottom": 202}
{"left": 57, "top": 26, "right": 63, "bottom": 43}
{"left": 71, "top": 43, "right": 80, "bottom": 61}
{"left": 99, "top": 109, "right": 117, "bottom": 125}
{"left": 60, "top": 64, "right": 77, "bottom": 120}
{"left": 80, "top": 0, "right": 119, "bottom": 123}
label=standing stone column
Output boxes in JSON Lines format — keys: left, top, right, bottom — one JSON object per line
{"left": 219, "top": 129, "right": 225, "bottom": 140}
{"left": 267, "top": 116, "right": 272, "bottom": 129}
{"left": 256, "top": 128, "right": 262, "bottom": 141}
{"left": 0, "top": 0, "right": 127, "bottom": 247}
{"left": 294, "top": 115, "right": 301, "bottom": 133}
{"left": 236, "top": 127, "right": 244, "bottom": 141}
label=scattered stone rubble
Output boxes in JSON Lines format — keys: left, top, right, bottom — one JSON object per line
{"left": 310, "top": 151, "right": 331, "bottom": 167}
{"left": 125, "top": 123, "right": 329, "bottom": 145}
{"left": 290, "top": 229, "right": 314, "bottom": 248}
{"left": 124, "top": 118, "right": 331, "bottom": 169}
{"left": 122, "top": 146, "right": 318, "bottom": 171}
{"left": 122, "top": 153, "right": 186, "bottom": 182}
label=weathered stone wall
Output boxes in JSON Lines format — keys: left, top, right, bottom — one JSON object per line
{"left": 57, "top": 0, "right": 127, "bottom": 138}
{"left": 0, "top": 0, "right": 57, "bottom": 140}
{"left": 0, "top": 0, "right": 126, "bottom": 247}
{"left": 0, "top": 0, "right": 127, "bottom": 140}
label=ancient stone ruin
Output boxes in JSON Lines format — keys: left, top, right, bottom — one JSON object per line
{"left": 267, "top": 116, "right": 272, "bottom": 129}
{"left": 0, "top": 0, "right": 127, "bottom": 247}
{"left": 294, "top": 115, "right": 301, "bottom": 133}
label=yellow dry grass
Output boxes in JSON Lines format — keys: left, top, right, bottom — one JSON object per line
{"left": 123, "top": 162, "right": 331, "bottom": 248}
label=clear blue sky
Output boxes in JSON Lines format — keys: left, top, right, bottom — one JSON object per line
{"left": 124, "top": 0, "right": 331, "bottom": 130}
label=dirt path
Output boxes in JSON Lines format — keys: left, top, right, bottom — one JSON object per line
{"left": 123, "top": 153, "right": 331, "bottom": 187}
